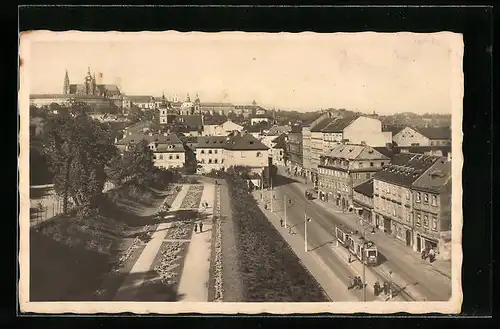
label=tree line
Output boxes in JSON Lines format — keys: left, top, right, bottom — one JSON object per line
{"left": 34, "top": 101, "right": 176, "bottom": 219}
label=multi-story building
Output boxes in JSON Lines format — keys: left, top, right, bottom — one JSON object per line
{"left": 128, "top": 95, "right": 157, "bottom": 110}
{"left": 195, "top": 134, "right": 269, "bottom": 174}
{"left": 393, "top": 126, "right": 451, "bottom": 147}
{"left": 196, "top": 136, "right": 227, "bottom": 173}
{"left": 317, "top": 144, "right": 389, "bottom": 210}
{"left": 286, "top": 124, "right": 303, "bottom": 175}
{"left": 115, "top": 132, "right": 186, "bottom": 169}
{"left": 411, "top": 157, "right": 452, "bottom": 260}
{"left": 372, "top": 153, "right": 440, "bottom": 248}
{"left": 321, "top": 116, "right": 393, "bottom": 151}
{"left": 352, "top": 179, "right": 375, "bottom": 225}
{"left": 302, "top": 112, "right": 336, "bottom": 185}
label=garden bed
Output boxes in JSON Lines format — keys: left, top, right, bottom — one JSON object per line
{"left": 134, "top": 241, "right": 190, "bottom": 301}
{"left": 164, "top": 221, "right": 194, "bottom": 240}
{"left": 179, "top": 185, "right": 204, "bottom": 209}
{"left": 226, "top": 176, "right": 328, "bottom": 302}
{"left": 208, "top": 184, "right": 223, "bottom": 302}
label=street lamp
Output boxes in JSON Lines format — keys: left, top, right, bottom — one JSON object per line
{"left": 305, "top": 214, "right": 311, "bottom": 252}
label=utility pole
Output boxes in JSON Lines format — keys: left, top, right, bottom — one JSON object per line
{"left": 284, "top": 195, "right": 287, "bottom": 228}
{"left": 304, "top": 212, "right": 307, "bottom": 252}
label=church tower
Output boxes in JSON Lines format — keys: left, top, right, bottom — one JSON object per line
{"left": 63, "top": 69, "right": 70, "bottom": 94}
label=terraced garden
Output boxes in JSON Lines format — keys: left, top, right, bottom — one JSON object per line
{"left": 180, "top": 185, "right": 204, "bottom": 209}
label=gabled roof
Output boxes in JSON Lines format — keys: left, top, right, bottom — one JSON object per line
{"left": 321, "top": 117, "right": 359, "bottom": 133}
{"left": 373, "top": 153, "right": 440, "bottom": 187}
{"left": 413, "top": 127, "right": 451, "bottom": 140}
{"left": 265, "top": 125, "right": 291, "bottom": 136}
{"left": 310, "top": 117, "right": 335, "bottom": 132}
{"left": 271, "top": 133, "right": 288, "bottom": 149}
{"left": 225, "top": 134, "right": 269, "bottom": 151}
{"left": 353, "top": 179, "right": 374, "bottom": 198}
{"left": 116, "top": 131, "right": 183, "bottom": 147}
{"left": 373, "top": 145, "right": 400, "bottom": 158}
{"left": 195, "top": 136, "right": 228, "bottom": 149}
{"left": 382, "top": 125, "right": 406, "bottom": 135}
{"left": 326, "top": 144, "right": 389, "bottom": 160}
{"left": 411, "top": 157, "right": 451, "bottom": 192}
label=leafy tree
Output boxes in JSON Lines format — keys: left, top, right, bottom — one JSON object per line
{"left": 108, "top": 139, "right": 155, "bottom": 187}
{"left": 42, "top": 101, "right": 118, "bottom": 215}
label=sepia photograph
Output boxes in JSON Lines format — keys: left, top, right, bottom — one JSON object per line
{"left": 19, "top": 30, "right": 463, "bottom": 314}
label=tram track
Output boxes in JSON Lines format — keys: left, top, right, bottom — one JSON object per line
{"left": 274, "top": 180, "right": 451, "bottom": 302}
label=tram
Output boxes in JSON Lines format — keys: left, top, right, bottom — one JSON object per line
{"left": 335, "top": 224, "right": 379, "bottom": 266}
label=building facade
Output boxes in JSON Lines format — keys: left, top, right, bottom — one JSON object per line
{"left": 372, "top": 153, "right": 440, "bottom": 249}
{"left": 286, "top": 125, "right": 303, "bottom": 175}
{"left": 411, "top": 157, "right": 452, "bottom": 260}
{"left": 352, "top": 179, "right": 375, "bottom": 225}
{"left": 393, "top": 126, "right": 451, "bottom": 147}
{"left": 317, "top": 144, "right": 389, "bottom": 210}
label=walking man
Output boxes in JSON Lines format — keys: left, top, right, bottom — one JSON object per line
{"left": 280, "top": 218, "right": 284, "bottom": 227}
{"left": 199, "top": 221, "right": 204, "bottom": 233}
{"left": 194, "top": 223, "right": 198, "bottom": 233}
{"left": 428, "top": 247, "right": 435, "bottom": 263}
{"left": 348, "top": 253, "right": 352, "bottom": 264}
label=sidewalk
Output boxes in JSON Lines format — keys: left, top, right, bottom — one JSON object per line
{"left": 285, "top": 177, "right": 452, "bottom": 279}
{"left": 177, "top": 183, "right": 215, "bottom": 301}
{"left": 113, "top": 184, "right": 190, "bottom": 300}
{"left": 252, "top": 191, "right": 358, "bottom": 302}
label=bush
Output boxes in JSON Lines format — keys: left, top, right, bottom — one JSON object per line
{"left": 226, "top": 175, "right": 327, "bottom": 302}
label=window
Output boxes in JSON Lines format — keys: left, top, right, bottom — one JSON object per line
{"left": 208, "top": 150, "right": 213, "bottom": 154}
{"left": 392, "top": 206, "right": 396, "bottom": 216}
{"left": 214, "top": 159, "right": 218, "bottom": 164}
{"left": 381, "top": 162, "right": 385, "bottom": 166}
{"left": 370, "top": 162, "right": 374, "bottom": 167}
{"left": 423, "top": 215, "right": 429, "bottom": 228}
{"left": 159, "top": 154, "right": 163, "bottom": 160}
{"left": 176, "top": 155, "right": 180, "bottom": 159}
{"left": 208, "top": 159, "right": 212, "bottom": 164}
{"left": 358, "top": 162, "right": 363, "bottom": 168}
{"left": 221, "top": 159, "right": 224, "bottom": 164}
{"left": 432, "top": 216, "right": 438, "bottom": 230}
{"left": 406, "top": 191, "right": 410, "bottom": 200}
{"left": 431, "top": 195, "right": 437, "bottom": 206}
{"left": 406, "top": 212, "right": 412, "bottom": 222}
{"left": 169, "top": 155, "right": 173, "bottom": 160}
{"left": 423, "top": 193, "right": 429, "bottom": 204}
{"left": 416, "top": 192, "right": 421, "bottom": 203}
{"left": 416, "top": 213, "right": 421, "bottom": 226}
{"left": 214, "top": 149, "right": 218, "bottom": 154}
{"left": 256, "top": 152, "right": 262, "bottom": 157}
{"left": 201, "top": 150, "right": 205, "bottom": 154}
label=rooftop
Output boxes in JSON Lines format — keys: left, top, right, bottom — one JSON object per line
{"left": 321, "top": 117, "right": 359, "bottom": 133}
{"left": 373, "top": 153, "right": 440, "bottom": 187}
{"left": 353, "top": 179, "right": 374, "bottom": 198}
{"left": 414, "top": 126, "right": 451, "bottom": 140}
{"left": 225, "top": 134, "right": 270, "bottom": 151}
{"left": 411, "top": 157, "right": 451, "bottom": 192}
{"left": 310, "top": 117, "right": 336, "bottom": 132}
{"left": 326, "top": 144, "right": 390, "bottom": 161}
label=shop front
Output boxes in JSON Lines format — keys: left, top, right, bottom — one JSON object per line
{"left": 392, "top": 221, "right": 413, "bottom": 247}
{"left": 415, "top": 231, "right": 439, "bottom": 254}
{"left": 353, "top": 201, "right": 373, "bottom": 225}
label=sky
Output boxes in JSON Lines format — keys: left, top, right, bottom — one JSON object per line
{"left": 24, "top": 32, "right": 463, "bottom": 114}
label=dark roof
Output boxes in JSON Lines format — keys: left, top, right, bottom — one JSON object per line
{"left": 195, "top": 136, "right": 228, "bottom": 149}
{"left": 271, "top": 134, "right": 288, "bottom": 149}
{"left": 382, "top": 125, "right": 405, "bottom": 135}
{"left": 413, "top": 127, "right": 451, "bottom": 140}
{"left": 401, "top": 145, "right": 451, "bottom": 156}
{"left": 353, "top": 179, "right": 374, "bottom": 198}
{"left": 310, "top": 117, "right": 335, "bottom": 132}
{"left": 174, "top": 115, "right": 203, "bottom": 128}
{"left": 203, "top": 116, "right": 226, "bottom": 125}
{"left": 302, "top": 113, "right": 325, "bottom": 127}
{"left": 373, "top": 153, "right": 440, "bottom": 187}
{"left": 373, "top": 145, "right": 400, "bottom": 158}
{"left": 412, "top": 157, "right": 451, "bottom": 192}
{"left": 225, "top": 134, "right": 269, "bottom": 151}
{"left": 127, "top": 95, "right": 155, "bottom": 103}
{"left": 321, "top": 117, "right": 358, "bottom": 133}
{"left": 116, "top": 132, "right": 184, "bottom": 148}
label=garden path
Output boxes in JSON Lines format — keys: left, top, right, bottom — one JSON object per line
{"left": 177, "top": 183, "right": 214, "bottom": 301}
{"left": 113, "top": 184, "right": 190, "bottom": 301}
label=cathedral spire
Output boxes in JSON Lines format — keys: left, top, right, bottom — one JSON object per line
{"left": 63, "top": 69, "right": 70, "bottom": 94}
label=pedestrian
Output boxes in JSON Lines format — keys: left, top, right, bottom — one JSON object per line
{"left": 280, "top": 218, "right": 284, "bottom": 227}
{"left": 356, "top": 277, "right": 363, "bottom": 289}
{"left": 428, "top": 247, "right": 435, "bottom": 263}
{"left": 421, "top": 248, "right": 427, "bottom": 260}
{"left": 194, "top": 223, "right": 198, "bottom": 233}
{"left": 383, "top": 282, "right": 389, "bottom": 295}
{"left": 374, "top": 280, "right": 381, "bottom": 296}
{"left": 348, "top": 253, "right": 352, "bottom": 264}
{"left": 347, "top": 276, "right": 353, "bottom": 290}
{"left": 199, "top": 221, "right": 204, "bottom": 233}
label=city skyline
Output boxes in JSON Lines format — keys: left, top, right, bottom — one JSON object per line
{"left": 26, "top": 31, "right": 462, "bottom": 114}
